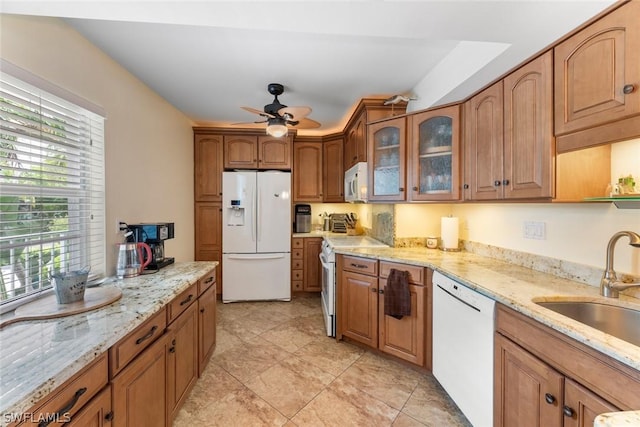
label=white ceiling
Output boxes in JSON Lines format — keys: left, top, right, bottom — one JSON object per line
{"left": 2, "top": 1, "right": 616, "bottom": 135}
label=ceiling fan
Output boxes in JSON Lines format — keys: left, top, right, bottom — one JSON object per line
{"left": 236, "top": 83, "right": 320, "bottom": 137}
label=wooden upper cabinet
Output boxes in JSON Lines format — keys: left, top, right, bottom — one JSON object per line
{"left": 293, "top": 141, "right": 323, "bottom": 202}
{"left": 503, "top": 51, "right": 554, "bottom": 199}
{"left": 554, "top": 1, "right": 640, "bottom": 150}
{"left": 223, "top": 135, "right": 291, "bottom": 170}
{"left": 466, "top": 53, "right": 554, "bottom": 201}
{"left": 224, "top": 135, "right": 258, "bottom": 169}
{"left": 408, "top": 105, "right": 461, "bottom": 201}
{"left": 368, "top": 116, "right": 407, "bottom": 202}
{"left": 258, "top": 135, "right": 291, "bottom": 170}
{"left": 194, "top": 134, "right": 223, "bottom": 202}
{"left": 344, "top": 111, "right": 365, "bottom": 171}
{"left": 323, "top": 136, "right": 344, "bottom": 202}
{"left": 465, "top": 81, "right": 504, "bottom": 201}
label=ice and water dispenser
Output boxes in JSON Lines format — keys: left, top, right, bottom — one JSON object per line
{"left": 227, "top": 199, "right": 245, "bottom": 226}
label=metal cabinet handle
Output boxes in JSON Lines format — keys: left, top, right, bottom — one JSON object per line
{"left": 463, "top": 184, "right": 469, "bottom": 189}
{"left": 180, "top": 294, "right": 194, "bottom": 306}
{"left": 623, "top": 84, "right": 636, "bottom": 94}
{"left": 135, "top": 325, "right": 158, "bottom": 345}
{"left": 38, "top": 387, "right": 87, "bottom": 427}
{"left": 105, "top": 411, "right": 114, "bottom": 422}
{"left": 204, "top": 276, "right": 214, "bottom": 284}
{"left": 563, "top": 406, "right": 575, "bottom": 417}
{"left": 378, "top": 289, "right": 384, "bottom": 294}
{"left": 544, "top": 393, "right": 556, "bottom": 404}
{"left": 412, "top": 186, "right": 418, "bottom": 191}
{"left": 502, "top": 179, "right": 510, "bottom": 186}
{"left": 200, "top": 308, "right": 205, "bottom": 313}
{"left": 350, "top": 263, "right": 368, "bottom": 269}
{"left": 494, "top": 180, "right": 501, "bottom": 187}
{"left": 399, "top": 187, "right": 404, "bottom": 192}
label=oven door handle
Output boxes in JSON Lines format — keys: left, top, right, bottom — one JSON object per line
{"left": 319, "top": 252, "right": 331, "bottom": 269}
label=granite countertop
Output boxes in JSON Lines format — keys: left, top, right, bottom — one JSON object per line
{"left": 335, "top": 246, "right": 640, "bottom": 371}
{"left": 0, "top": 261, "right": 217, "bottom": 425}
{"left": 292, "top": 231, "right": 355, "bottom": 238}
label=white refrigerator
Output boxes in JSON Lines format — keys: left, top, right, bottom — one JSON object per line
{"left": 222, "top": 171, "right": 291, "bottom": 302}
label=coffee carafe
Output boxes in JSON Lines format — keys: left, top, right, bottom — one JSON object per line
{"left": 116, "top": 242, "right": 152, "bottom": 279}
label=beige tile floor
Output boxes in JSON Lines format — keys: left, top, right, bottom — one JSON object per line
{"left": 174, "top": 294, "right": 472, "bottom": 427}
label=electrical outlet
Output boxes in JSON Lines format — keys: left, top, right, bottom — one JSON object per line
{"left": 116, "top": 220, "right": 127, "bottom": 234}
{"left": 523, "top": 221, "right": 546, "bottom": 240}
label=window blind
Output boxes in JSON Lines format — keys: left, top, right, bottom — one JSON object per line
{"left": 0, "top": 72, "right": 105, "bottom": 305}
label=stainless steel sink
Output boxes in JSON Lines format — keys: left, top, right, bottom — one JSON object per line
{"left": 536, "top": 300, "right": 640, "bottom": 347}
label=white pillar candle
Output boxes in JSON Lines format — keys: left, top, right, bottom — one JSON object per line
{"left": 441, "top": 216, "right": 459, "bottom": 250}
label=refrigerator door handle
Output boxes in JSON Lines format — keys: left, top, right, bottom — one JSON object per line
{"left": 251, "top": 184, "right": 257, "bottom": 242}
{"left": 257, "top": 187, "right": 262, "bottom": 242}
{"left": 227, "top": 254, "right": 286, "bottom": 260}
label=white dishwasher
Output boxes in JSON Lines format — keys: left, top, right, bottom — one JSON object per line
{"left": 432, "top": 271, "right": 495, "bottom": 427}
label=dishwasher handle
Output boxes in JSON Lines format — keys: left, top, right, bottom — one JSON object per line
{"left": 436, "top": 284, "right": 481, "bottom": 313}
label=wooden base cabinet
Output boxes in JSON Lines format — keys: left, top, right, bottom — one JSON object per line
{"left": 112, "top": 333, "right": 169, "bottom": 427}
{"left": 67, "top": 386, "right": 113, "bottom": 427}
{"left": 166, "top": 302, "right": 198, "bottom": 422}
{"left": 338, "top": 256, "right": 427, "bottom": 366}
{"left": 197, "top": 280, "right": 217, "bottom": 376}
{"left": 493, "top": 304, "right": 640, "bottom": 427}
{"left": 291, "top": 237, "right": 322, "bottom": 292}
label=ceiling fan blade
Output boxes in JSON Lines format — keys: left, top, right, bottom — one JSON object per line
{"left": 278, "top": 106, "right": 311, "bottom": 120}
{"left": 231, "top": 120, "right": 268, "bottom": 126}
{"left": 241, "top": 106, "right": 275, "bottom": 118}
{"left": 290, "top": 117, "right": 321, "bottom": 129}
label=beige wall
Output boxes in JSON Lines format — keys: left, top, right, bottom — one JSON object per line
{"left": 1, "top": 15, "right": 195, "bottom": 274}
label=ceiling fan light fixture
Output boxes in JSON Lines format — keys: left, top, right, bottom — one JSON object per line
{"left": 266, "top": 118, "right": 288, "bottom": 137}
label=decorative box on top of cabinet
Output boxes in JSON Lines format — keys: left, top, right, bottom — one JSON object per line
{"left": 464, "top": 51, "right": 554, "bottom": 201}
{"left": 408, "top": 104, "right": 461, "bottom": 201}
{"left": 554, "top": 1, "right": 640, "bottom": 152}
{"left": 367, "top": 116, "right": 407, "bottom": 202}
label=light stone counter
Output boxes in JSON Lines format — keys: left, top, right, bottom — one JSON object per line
{"left": 335, "top": 247, "right": 640, "bottom": 372}
{"left": 0, "top": 261, "right": 216, "bottom": 426}
{"left": 595, "top": 411, "right": 640, "bottom": 426}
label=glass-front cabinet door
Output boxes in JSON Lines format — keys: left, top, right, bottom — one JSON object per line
{"left": 367, "top": 116, "right": 406, "bottom": 201}
{"left": 409, "top": 105, "right": 460, "bottom": 201}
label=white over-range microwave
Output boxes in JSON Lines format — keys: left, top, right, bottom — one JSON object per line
{"left": 344, "top": 162, "right": 368, "bottom": 203}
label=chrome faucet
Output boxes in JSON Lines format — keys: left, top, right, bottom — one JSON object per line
{"left": 600, "top": 231, "right": 640, "bottom": 298}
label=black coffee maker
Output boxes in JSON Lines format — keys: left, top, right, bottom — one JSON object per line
{"left": 294, "top": 204, "right": 311, "bottom": 233}
{"left": 128, "top": 222, "right": 175, "bottom": 270}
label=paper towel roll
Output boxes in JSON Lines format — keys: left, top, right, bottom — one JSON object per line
{"left": 441, "top": 216, "right": 459, "bottom": 250}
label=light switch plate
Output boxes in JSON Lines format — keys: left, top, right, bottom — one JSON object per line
{"left": 523, "top": 221, "right": 546, "bottom": 240}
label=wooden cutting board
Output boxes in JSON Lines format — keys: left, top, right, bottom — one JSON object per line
{"left": 0, "top": 287, "right": 122, "bottom": 329}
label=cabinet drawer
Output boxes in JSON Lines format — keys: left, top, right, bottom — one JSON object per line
{"left": 23, "top": 354, "right": 108, "bottom": 426}
{"left": 167, "top": 282, "right": 198, "bottom": 324}
{"left": 292, "top": 280, "right": 303, "bottom": 291}
{"left": 109, "top": 308, "right": 167, "bottom": 377}
{"left": 292, "top": 270, "right": 304, "bottom": 281}
{"left": 197, "top": 268, "right": 216, "bottom": 296}
{"left": 292, "top": 259, "right": 304, "bottom": 270}
{"left": 292, "top": 249, "right": 303, "bottom": 259}
{"left": 292, "top": 238, "right": 304, "bottom": 249}
{"left": 379, "top": 261, "right": 424, "bottom": 284}
{"left": 342, "top": 256, "right": 378, "bottom": 276}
